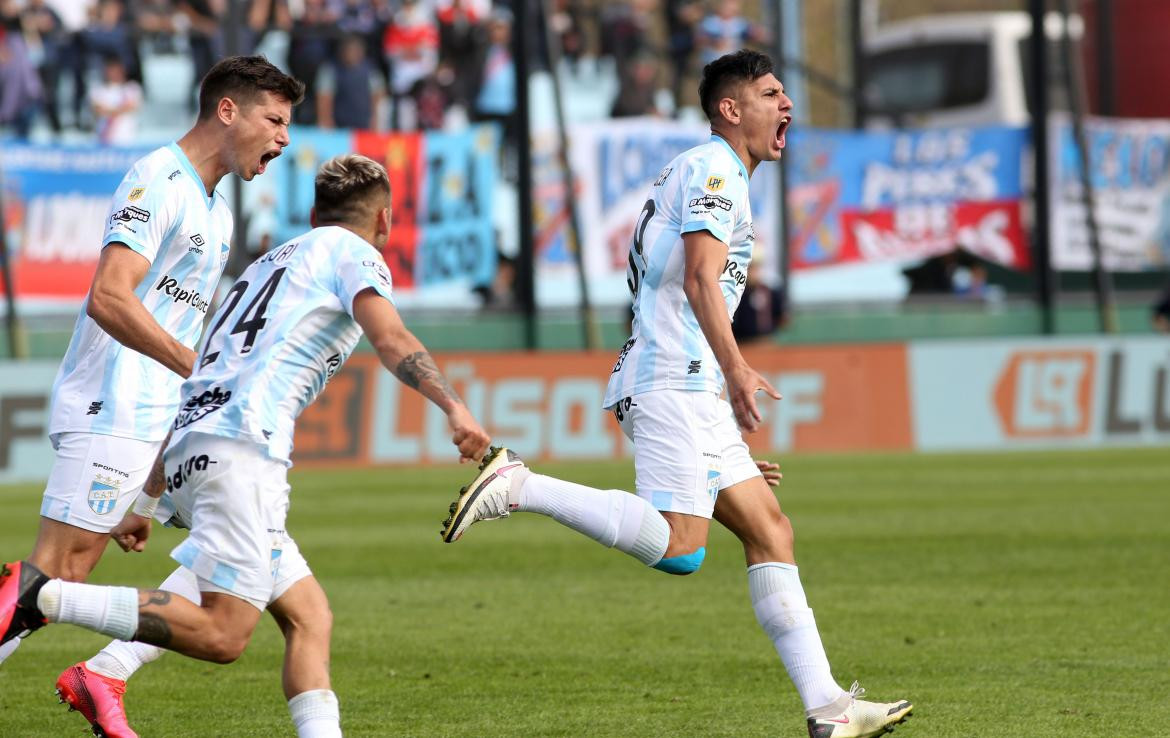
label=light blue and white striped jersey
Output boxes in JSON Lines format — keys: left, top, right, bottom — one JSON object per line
{"left": 170, "top": 226, "right": 395, "bottom": 464}
{"left": 603, "top": 135, "right": 756, "bottom": 408}
{"left": 49, "top": 143, "right": 234, "bottom": 442}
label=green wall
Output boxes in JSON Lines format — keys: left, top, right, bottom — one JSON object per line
{"left": 2, "top": 300, "right": 1159, "bottom": 361}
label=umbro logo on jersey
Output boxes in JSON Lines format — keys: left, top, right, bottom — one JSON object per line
{"left": 86, "top": 401, "right": 103, "bottom": 416}
{"left": 188, "top": 234, "right": 205, "bottom": 255}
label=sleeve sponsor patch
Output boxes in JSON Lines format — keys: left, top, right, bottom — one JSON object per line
{"left": 688, "top": 194, "right": 733, "bottom": 212}
{"left": 362, "top": 259, "right": 393, "bottom": 288}
{"left": 111, "top": 205, "right": 150, "bottom": 224}
{"left": 704, "top": 175, "right": 726, "bottom": 192}
{"left": 128, "top": 187, "right": 146, "bottom": 201}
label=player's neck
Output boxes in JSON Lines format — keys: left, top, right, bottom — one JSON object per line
{"left": 175, "top": 128, "right": 229, "bottom": 197}
{"left": 316, "top": 221, "right": 379, "bottom": 248}
{"left": 710, "top": 129, "right": 758, "bottom": 177}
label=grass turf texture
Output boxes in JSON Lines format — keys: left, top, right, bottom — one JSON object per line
{"left": 0, "top": 448, "right": 1167, "bottom": 737}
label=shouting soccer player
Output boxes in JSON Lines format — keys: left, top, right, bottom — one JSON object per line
{"left": 0, "top": 154, "right": 491, "bottom": 738}
{"left": 0, "top": 56, "right": 303, "bottom": 736}
{"left": 442, "top": 51, "right": 913, "bottom": 738}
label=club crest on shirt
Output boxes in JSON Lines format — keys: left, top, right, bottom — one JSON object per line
{"left": 87, "top": 474, "right": 121, "bottom": 515}
{"left": 128, "top": 187, "right": 146, "bottom": 202}
{"left": 705, "top": 175, "right": 726, "bottom": 192}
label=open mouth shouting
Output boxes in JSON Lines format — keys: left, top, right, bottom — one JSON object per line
{"left": 775, "top": 116, "right": 792, "bottom": 150}
{"left": 258, "top": 148, "right": 282, "bottom": 175}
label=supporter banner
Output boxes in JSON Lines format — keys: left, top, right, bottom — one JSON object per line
{"left": 534, "top": 118, "right": 781, "bottom": 308}
{"left": 273, "top": 125, "right": 498, "bottom": 294}
{"left": 1050, "top": 115, "right": 1170, "bottom": 271}
{"left": 291, "top": 344, "right": 914, "bottom": 466}
{"left": 786, "top": 126, "right": 1030, "bottom": 270}
{"left": 910, "top": 337, "right": 1170, "bottom": 449}
{"left": 0, "top": 145, "right": 152, "bottom": 302}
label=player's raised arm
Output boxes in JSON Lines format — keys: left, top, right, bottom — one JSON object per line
{"left": 682, "top": 229, "right": 779, "bottom": 432}
{"left": 87, "top": 244, "right": 198, "bottom": 378}
{"left": 353, "top": 290, "right": 489, "bottom": 462}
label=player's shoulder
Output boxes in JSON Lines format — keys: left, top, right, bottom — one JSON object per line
{"left": 116, "top": 146, "right": 192, "bottom": 204}
{"left": 681, "top": 140, "right": 745, "bottom": 193}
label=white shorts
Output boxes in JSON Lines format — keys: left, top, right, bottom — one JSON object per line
{"left": 612, "top": 390, "right": 761, "bottom": 518}
{"left": 40, "top": 432, "right": 171, "bottom": 533}
{"left": 165, "top": 432, "right": 312, "bottom": 612}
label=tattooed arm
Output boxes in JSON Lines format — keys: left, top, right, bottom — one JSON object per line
{"left": 352, "top": 289, "right": 490, "bottom": 461}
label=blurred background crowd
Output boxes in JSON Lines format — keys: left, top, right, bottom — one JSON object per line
{"left": 0, "top": 0, "right": 781, "bottom": 143}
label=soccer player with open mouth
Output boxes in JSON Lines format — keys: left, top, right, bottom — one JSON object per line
{"left": 442, "top": 50, "right": 913, "bottom": 738}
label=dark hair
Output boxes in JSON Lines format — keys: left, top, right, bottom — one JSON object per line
{"left": 314, "top": 154, "right": 391, "bottom": 225}
{"left": 197, "top": 55, "right": 305, "bottom": 120}
{"left": 698, "top": 50, "right": 774, "bottom": 123}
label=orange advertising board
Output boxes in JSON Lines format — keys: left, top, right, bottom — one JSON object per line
{"left": 291, "top": 345, "right": 915, "bottom": 467}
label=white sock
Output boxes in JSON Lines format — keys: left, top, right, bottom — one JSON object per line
{"left": 288, "top": 689, "right": 342, "bottom": 738}
{"left": 87, "top": 567, "right": 201, "bottom": 681}
{"left": 516, "top": 474, "right": 669, "bottom": 566}
{"left": 748, "top": 563, "right": 845, "bottom": 713}
{"left": 0, "top": 635, "right": 21, "bottom": 665}
{"left": 38, "top": 580, "right": 139, "bottom": 642}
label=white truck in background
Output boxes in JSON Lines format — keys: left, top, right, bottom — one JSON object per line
{"left": 861, "top": 11, "right": 1082, "bottom": 129}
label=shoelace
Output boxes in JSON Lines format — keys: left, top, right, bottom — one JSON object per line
{"left": 846, "top": 681, "right": 867, "bottom": 703}
{"left": 478, "top": 474, "right": 513, "bottom": 519}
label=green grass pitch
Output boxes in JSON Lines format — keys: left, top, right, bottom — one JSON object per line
{"left": 0, "top": 448, "right": 1167, "bottom": 737}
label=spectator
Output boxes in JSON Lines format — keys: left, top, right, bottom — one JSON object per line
{"left": 664, "top": 0, "right": 702, "bottom": 109}
{"left": 0, "top": 21, "right": 44, "bottom": 138}
{"left": 611, "top": 51, "right": 666, "bottom": 117}
{"left": 134, "top": 0, "right": 180, "bottom": 54}
{"left": 731, "top": 262, "right": 788, "bottom": 343}
{"left": 245, "top": 0, "right": 292, "bottom": 53}
{"left": 473, "top": 250, "right": 516, "bottom": 310}
{"left": 436, "top": 0, "right": 483, "bottom": 111}
{"left": 79, "top": 0, "right": 137, "bottom": 81}
{"left": 1153, "top": 285, "right": 1170, "bottom": 333}
{"left": 19, "top": 0, "right": 66, "bottom": 134}
{"left": 473, "top": 8, "right": 513, "bottom": 125}
{"left": 599, "top": 0, "right": 655, "bottom": 71}
{"left": 696, "top": 0, "right": 767, "bottom": 67}
{"left": 382, "top": 0, "right": 438, "bottom": 130}
{"left": 176, "top": 0, "right": 224, "bottom": 112}
{"left": 337, "top": 0, "right": 378, "bottom": 38}
{"left": 316, "top": 34, "right": 383, "bottom": 131}
{"left": 287, "top": 0, "right": 338, "bottom": 126}
{"left": 89, "top": 53, "right": 141, "bottom": 145}
{"left": 412, "top": 73, "right": 449, "bottom": 130}
{"left": 473, "top": 8, "right": 515, "bottom": 177}
{"left": 549, "top": 0, "right": 587, "bottom": 65}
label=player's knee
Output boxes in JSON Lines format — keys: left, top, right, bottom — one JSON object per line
{"left": 286, "top": 603, "right": 332, "bottom": 640}
{"left": 652, "top": 546, "right": 706, "bottom": 576}
{"left": 203, "top": 630, "right": 250, "bottom": 664}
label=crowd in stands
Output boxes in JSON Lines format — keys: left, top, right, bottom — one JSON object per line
{"left": 0, "top": 0, "right": 772, "bottom": 141}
